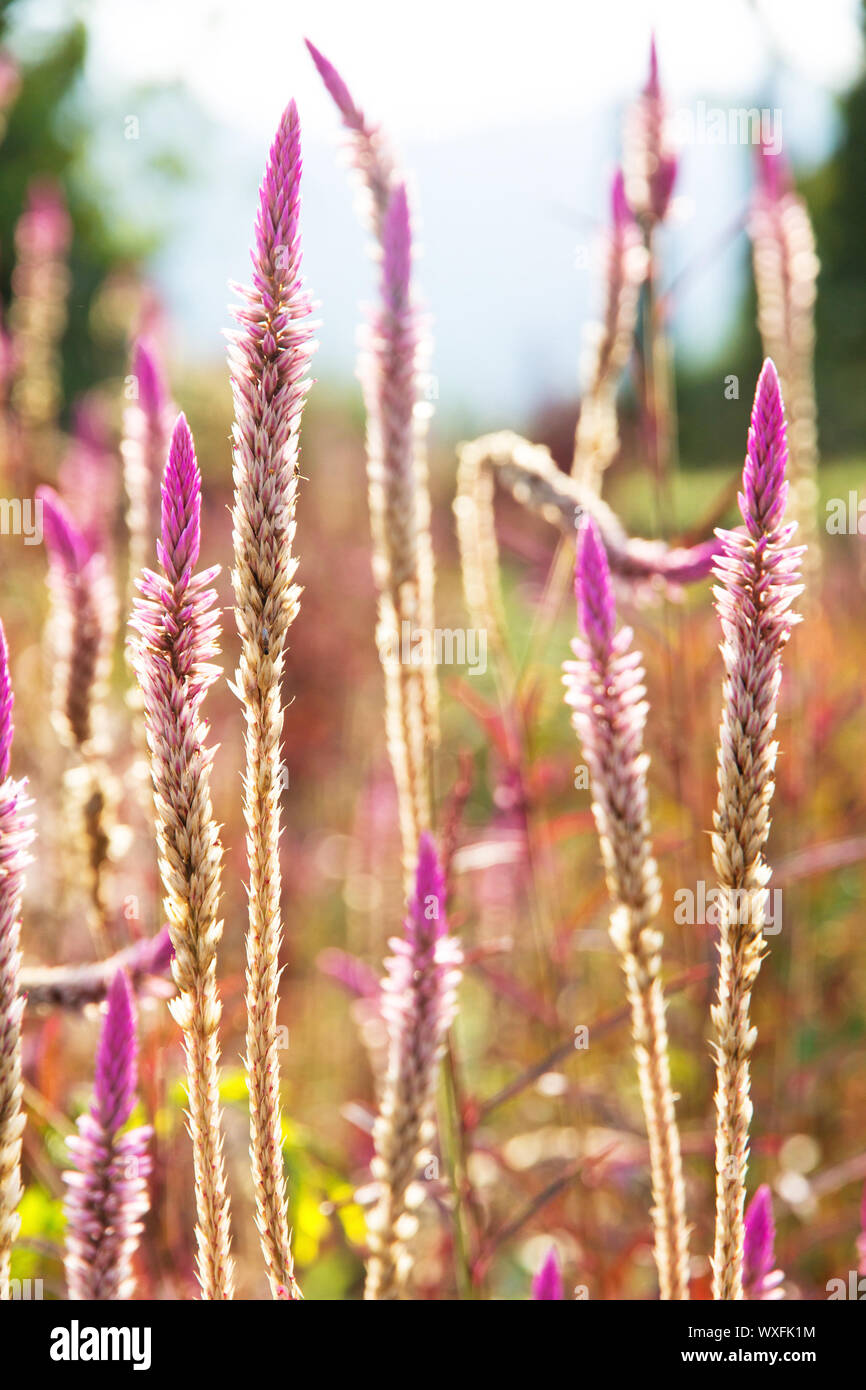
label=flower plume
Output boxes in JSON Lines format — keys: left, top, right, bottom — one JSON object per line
{"left": 532, "top": 1247, "right": 564, "bottom": 1300}
{"left": 0, "top": 621, "right": 34, "bottom": 1295}
{"left": 129, "top": 413, "right": 234, "bottom": 1300}
{"left": 365, "top": 833, "right": 462, "bottom": 1299}
{"left": 309, "top": 44, "right": 438, "bottom": 880}
{"left": 122, "top": 337, "right": 173, "bottom": 596}
{"left": 563, "top": 516, "right": 690, "bottom": 1300}
{"left": 710, "top": 359, "right": 803, "bottom": 1301}
{"left": 63, "top": 970, "right": 152, "bottom": 1300}
{"left": 623, "top": 36, "right": 677, "bottom": 227}
{"left": 305, "top": 38, "right": 395, "bottom": 231}
{"left": 360, "top": 178, "right": 436, "bottom": 880}
{"left": 228, "top": 97, "right": 315, "bottom": 1301}
{"left": 37, "top": 484, "right": 114, "bottom": 752}
{"left": 743, "top": 1184, "right": 784, "bottom": 1300}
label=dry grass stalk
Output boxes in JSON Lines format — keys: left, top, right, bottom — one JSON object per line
{"left": 20, "top": 926, "right": 172, "bottom": 1010}
{"left": 454, "top": 430, "right": 719, "bottom": 655}
{"left": 573, "top": 171, "right": 646, "bottom": 491}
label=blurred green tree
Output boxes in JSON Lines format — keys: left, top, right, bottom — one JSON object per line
{"left": 0, "top": 3, "right": 171, "bottom": 410}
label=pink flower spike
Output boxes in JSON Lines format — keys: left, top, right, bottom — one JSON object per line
{"left": 37, "top": 485, "right": 91, "bottom": 573}
{"left": 743, "top": 1185, "right": 785, "bottom": 1299}
{"left": 858, "top": 1182, "right": 866, "bottom": 1277}
{"left": 304, "top": 38, "right": 396, "bottom": 232}
{"left": 158, "top": 413, "right": 201, "bottom": 586}
{"left": 94, "top": 970, "right": 138, "bottom": 1134}
{"left": 304, "top": 38, "right": 364, "bottom": 130}
{"left": 131, "top": 415, "right": 220, "bottom": 711}
{"left": 123, "top": 336, "right": 174, "bottom": 591}
{"left": 743, "top": 1185, "right": 773, "bottom": 1292}
{"left": 646, "top": 33, "right": 661, "bottom": 98}
{"left": 740, "top": 358, "right": 790, "bottom": 538}
{"left": 252, "top": 100, "right": 306, "bottom": 295}
{"left": 611, "top": 168, "right": 633, "bottom": 230}
{"left": 710, "top": 360, "right": 802, "bottom": 1300}
{"left": 63, "top": 969, "right": 152, "bottom": 1300}
{"left": 0, "top": 617, "right": 34, "bottom": 1289}
{"left": 365, "top": 833, "right": 462, "bottom": 1298}
{"left": 575, "top": 514, "right": 616, "bottom": 659}
{"left": 756, "top": 138, "right": 792, "bottom": 203}
{"left": 383, "top": 183, "right": 412, "bottom": 312}
{"left": 624, "top": 36, "right": 677, "bottom": 225}
{"left": 532, "top": 1246, "right": 564, "bottom": 1300}
{"left": 132, "top": 338, "right": 165, "bottom": 419}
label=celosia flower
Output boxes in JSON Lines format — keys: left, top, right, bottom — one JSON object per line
{"left": 358, "top": 181, "right": 435, "bottom": 879}
{"left": 132, "top": 415, "right": 220, "bottom": 706}
{"left": 857, "top": 1182, "right": 866, "bottom": 1277}
{"left": 38, "top": 482, "right": 118, "bottom": 949}
{"left": 227, "top": 97, "right": 316, "bottom": 1300}
{"left": 309, "top": 42, "right": 438, "bottom": 877}
{"left": 305, "top": 38, "right": 395, "bottom": 230}
{"left": 365, "top": 832, "right": 462, "bottom": 1299}
{"left": 0, "top": 620, "right": 34, "bottom": 1293}
{"left": 122, "top": 338, "right": 173, "bottom": 593}
{"left": 129, "top": 413, "right": 233, "bottom": 1300}
{"left": 63, "top": 970, "right": 152, "bottom": 1300}
{"left": 363, "top": 183, "right": 420, "bottom": 595}
{"left": 623, "top": 37, "right": 677, "bottom": 227}
{"left": 58, "top": 399, "right": 117, "bottom": 556}
{"left": 37, "top": 484, "right": 115, "bottom": 752}
{"left": 532, "top": 1247, "right": 564, "bottom": 1300}
{"left": 563, "top": 516, "right": 690, "bottom": 1300}
{"left": 710, "top": 359, "right": 804, "bottom": 1301}
{"left": 742, "top": 1185, "right": 785, "bottom": 1300}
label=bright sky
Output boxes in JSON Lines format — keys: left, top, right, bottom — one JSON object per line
{"left": 19, "top": 0, "right": 865, "bottom": 144}
{"left": 11, "top": 0, "right": 865, "bottom": 419}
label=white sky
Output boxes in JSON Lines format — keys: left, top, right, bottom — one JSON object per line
{"left": 11, "top": 0, "right": 864, "bottom": 418}
{"left": 19, "top": 0, "right": 865, "bottom": 144}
